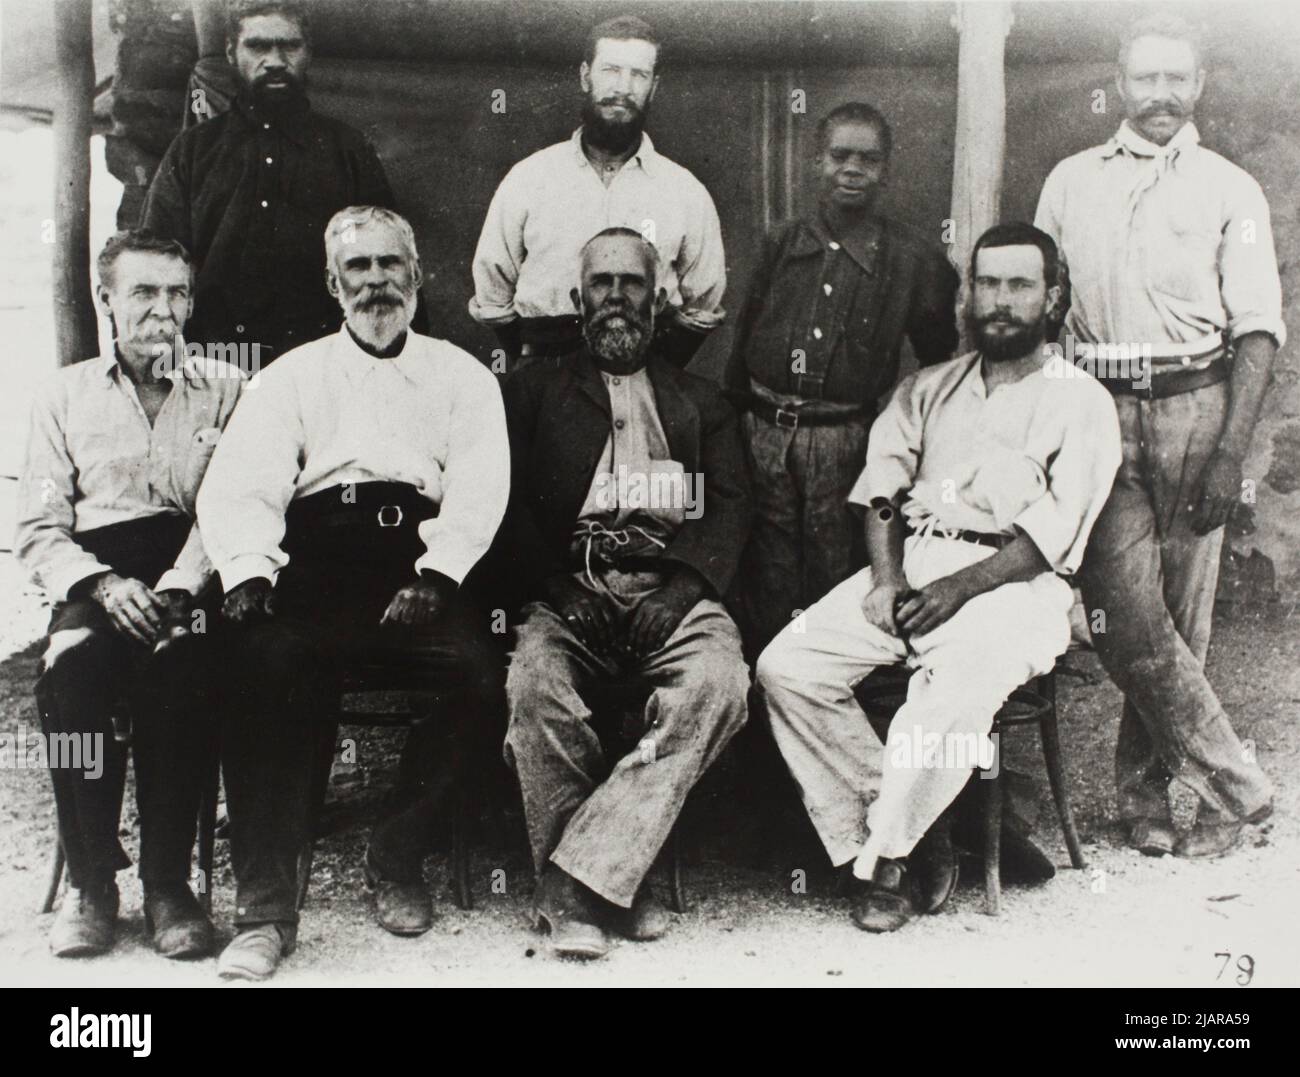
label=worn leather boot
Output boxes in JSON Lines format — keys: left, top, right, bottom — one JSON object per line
{"left": 532, "top": 865, "right": 610, "bottom": 959}
{"left": 364, "top": 846, "right": 434, "bottom": 937}
{"left": 850, "top": 858, "right": 915, "bottom": 934}
{"left": 143, "top": 884, "right": 215, "bottom": 959}
{"left": 609, "top": 886, "right": 672, "bottom": 942}
{"left": 50, "top": 879, "right": 119, "bottom": 957}
{"left": 217, "top": 922, "right": 297, "bottom": 981}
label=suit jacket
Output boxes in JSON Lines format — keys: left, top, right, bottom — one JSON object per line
{"left": 492, "top": 348, "right": 752, "bottom": 608}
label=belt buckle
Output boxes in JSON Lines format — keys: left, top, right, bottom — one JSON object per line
{"left": 774, "top": 407, "right": 799, "bottom": 429}
{"left": 377, "top": 504, "right": 403, "bottom": 528}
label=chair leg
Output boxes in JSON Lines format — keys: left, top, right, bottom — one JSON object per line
{"left": 296, "top": 720, "right": 340, "bottom": 911}
{"left": 42, "top": 839, "right": 65, "bottom": 914}
{"left": 1040, "top": 707, "right": 1088, "bottom": 870}
{"left": 982, "top": 754, "right": 1003, "bottom": 916}
{"left": 668, "top": 826, "right": 687, "bottom": 914}
{"left": 451, "top": 780, "right": 473, "bottom": 911}
{"left": 196, "top": 758, "right": 220, "bottom": 915}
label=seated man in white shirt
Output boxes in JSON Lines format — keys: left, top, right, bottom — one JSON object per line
{"left": 757, "top": 224, "right": 1122, "bottom": 932}
{"left": 15, "top": 230, "right": 243, "bottom": 960}
{"left": 196, "top": 205, "right": 510, "bottom": 980}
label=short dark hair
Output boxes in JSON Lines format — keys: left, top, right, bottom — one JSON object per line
{"left": 96, "top": 230, "right": 193, "bottom": 291}
{"left": 227, "top": 0, "right": 311, "bottom": 48}
{"left": 816, "top": 102, "right": 893, "bottom": 158}
{"left": 584, "top": 15, "right": 661, "bottom": 70}
{"left": 580, "top": 226, "right": 659, "bottom": 288}
{"left": 970, "top": 222, "right": 1067, "bottom": 305}
{"left": 1118, "top": 13, "right": 1204, "bottom": 72}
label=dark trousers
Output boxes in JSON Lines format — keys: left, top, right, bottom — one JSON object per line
{"left": 34, "top": 514, "right": 219, "bottom": 891}
{"left": 221, "top": 483, "right": 506, "bottom": 927}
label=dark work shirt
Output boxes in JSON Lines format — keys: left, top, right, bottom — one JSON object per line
{"left": 140, "top": 91, "right": 408, "bottom": 363}
{"left": 725, "top": 208, "right": 959, "bottom": 409}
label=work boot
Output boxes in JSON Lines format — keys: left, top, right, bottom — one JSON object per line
{"left": 363, "top": 846, "right": 433, "bottom": 937}
{"left": 50, "top": 879, "right": 119, "bottom": 957}
{"left": 850, "top": 858, "right": 915, "bottom": 934}
{"left": 217, "top": 922, "right": 296, "bottom": 981}
{"left": 609, "top": 886, "right": 672, "bottom": 941}
{"left": 143, "top": 884, "right": 214, "bottom": 959}
{"left": 532, "top": 865, "right": 610, "bottom": 959}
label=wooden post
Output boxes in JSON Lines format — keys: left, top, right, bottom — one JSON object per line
{"left": 52, "top": 0, "right": 97, "bottom": 367}
{"left": 949, "top": 1, "right": 1014, "bottom": 350}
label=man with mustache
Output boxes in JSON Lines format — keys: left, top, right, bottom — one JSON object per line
{"left": 16, "top": 231, "right": 243, "bottom": 959}
{"left": 141, "top": 0, "right": 415, "bottom": 365}
{"left": 470, "top": 15, "right": 726, "bottom": 368}
{"left": 725, "top": 102, "right": 959, "bottom": 654}
{"left": 757, "top": 224, "right": 1121, "bottom": 932}
{"left": 195, "top": 206, "right": 509, "bottom": 980}
{"left": 496, "top": 228, "right": 750, "bottom": 958}
{"left": 1034, "top": 15, "right": 1282, "bottom": 858}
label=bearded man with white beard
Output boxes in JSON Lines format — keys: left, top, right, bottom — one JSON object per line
{"left": 493, "top": 227, "right": 751, "bottom": 960}
{"left": 195, "top": 206, "right": 510, "bottom": 980}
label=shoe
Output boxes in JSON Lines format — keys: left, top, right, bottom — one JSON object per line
{"left": 1175, "top": 822, "right": 1243, "bottom": 859}
{"left": 217, "top": 922, "right": 296, "bottom": 981}
{"left": 850, "top": 858, "right": 915, "bottom": 933}
{"left": 998, "top": 824, "right": 1057, "bottom": 883}
{"left": 910, "top": 818, "right": 960, "bottom": 913}
{"left": 1129, "top": 819, "right": 1177, "bottom": 857}
{"left": 363, "top": 847, "right": 433, "bottom": 937}
{"left": 609, "top": 887, "right": 672, "bottom": 941}
{"left": 143, "top": 885, "right": 214, "bottom": 959}
{"left": 50, "top": 880, "right": 119, "bottom": 957}
{"left": 532, "top": 866, "right": 610, "bottom": 959}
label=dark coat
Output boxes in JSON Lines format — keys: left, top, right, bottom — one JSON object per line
{"left": 491, "top": 348, "right": 752, "bottom": 608}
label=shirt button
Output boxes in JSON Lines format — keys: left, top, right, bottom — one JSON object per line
{"left": 615, "top": 419, "right": 626, "bottom": 430}
{"left": 812, "top": 327, "right": 824, "bottom": 340}
{"left": 612, "top": 377, "right": 621, "bottom": 385}
{"left": 236, "top": 324, "right": 245, "bottom": 334}
{"left": 829, "top": 241, "right": 841, "bottom": 251}
{"left": 262, "top": 123, "right": 271, "bottom": 130}
{"left": 1181, "top": 355, "right": 1191, "bottom": 366}
{"left": 265, "top": 156, "right": 273, "bottom": 165}
{"left": 823, "top": 283, "right": 833, "bottom": 296}
{"left": 260, "top": 200, "right": 269, "bottom": 208}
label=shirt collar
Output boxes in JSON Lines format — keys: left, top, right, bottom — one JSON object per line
{"left": 334, "top": 324, "right": 421, "bottom": 383}
{"left": 233, "top": 88, "right": 312, "bottom": 147}
{"left": 1103, "top": 119, "right": 1201, "bottom": 160}
{"left": 787, "top": 209, "right": 881, "bottom": 276}
{"left": 99, "top": 346, "right": 200, "bottom": 385}
{"left": 569, "top": 127, "right": 658, "bottom": 177}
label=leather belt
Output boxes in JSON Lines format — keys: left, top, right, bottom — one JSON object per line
{"left": 906, "top": 518, "right": 1014, "bottom": 550}
{"left": 748, "top": 395, "right": 867, "bottom": 429}
{"left": 1098, "top": 358, "right": 1229, "bottom": 400}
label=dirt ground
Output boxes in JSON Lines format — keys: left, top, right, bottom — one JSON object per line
{"left": 1, "top": 589, "right": 1297, "bottom": 988}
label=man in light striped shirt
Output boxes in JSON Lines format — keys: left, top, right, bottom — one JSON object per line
{"left": 1034, "top": 14, "right": 1280, "bottom": 859}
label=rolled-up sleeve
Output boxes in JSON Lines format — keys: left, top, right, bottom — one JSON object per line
{"left": 849, "top": 372, "right": 924, "bottom": 507}
{"left": 196, "top": 374, "right": 305, "bottom": 592}
{"left": 670, "top": 178, "right": 727, "bottom": 332}
{"left": 468, "top": 167, "right": 528, "bottom": 327}
{"left": 414, "top": 363, "right": 510, "bottom": 582}
{"left": 1220, "top": 175, "right": 1286, "bottom": 348}
{"left": 1012, "top": 382, "right": 1121, "bottom": 575}
{"left": 14, "top": 380, "right": 111, "bottom": 602}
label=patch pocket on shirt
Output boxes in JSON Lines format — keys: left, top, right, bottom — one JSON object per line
{"left": 1152, "top": 213, "right": 1219, "bottom": 302}
{"left": 179, "top": 427, "right": 223, "bottom": 503}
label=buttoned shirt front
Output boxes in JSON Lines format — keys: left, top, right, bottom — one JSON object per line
{"left": 15, "top": 352, "right": 245, "bottom": 601}
{"left": 851, "top": 351, "right": 1121, "bottom": 576}
{"left": 140, "top": 91, "right": 402, "bottom": 360}
{"left": 1034, "top": 121, "right": 1285, "bottom": 355}
{"left": 469, "top": 129, "right": 726, "bottom": 332}
{"left": 196, "top": 327, "right": 510, "bottom": 591}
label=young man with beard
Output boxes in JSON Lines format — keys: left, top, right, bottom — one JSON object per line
{"left": 1034, "top": 14, "right": 1281, "bottom": 859}
{"left": 16, "top": 231, "right": 243, "bottom": 960}
{"left": 725, "top": 102, "right": 959, "bottom": 653}
{"left": 756, "top": 224, "right": 1121, "bottom": 933}
{"left": 141, "top": 1, "right": 414, "bottom": 365}
{"left": 195, "top": 206, "right": 509, "bottom": 980}
{"left": 470, "top": 16, "right": 726, "bottom": 368}
{"left": 496, "top": 228, "right": 750, "bottom": 959}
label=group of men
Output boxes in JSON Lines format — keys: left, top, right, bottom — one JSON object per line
{"left": 15, "top": 3, "right": 1281, "bottom": 976}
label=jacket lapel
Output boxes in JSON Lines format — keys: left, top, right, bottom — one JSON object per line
{"left": 647, "top": 357, "right": 700, "bottom": 472}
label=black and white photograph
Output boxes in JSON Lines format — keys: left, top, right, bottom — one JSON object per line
{"left": 0, "top": 0, "right": 1295, "bottom": 1023}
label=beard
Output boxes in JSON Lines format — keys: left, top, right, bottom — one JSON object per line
{"left": 581, "top": 92, "right": 649, "bottom": 155}
{"left": 246, "top": 69, "right": 308, "bottom": 111}
{"left": 967, "top": 308, "right": 1048, "bottom": 363}
{"left": 583, "top": 300, "right": 652, "bottom": 370}
{"left": 342, "top": 285, "right": 417, "bottom": 351}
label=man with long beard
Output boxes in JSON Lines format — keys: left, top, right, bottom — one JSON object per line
{"left": 496, "top": 228, "right": 750, "bottom": 959}
{"left": 470, "top": 15, "right": 726, "bottom": 368}
{"left": 195, "top": 206, "right": 509, "bottom": 980}
{"left": 141, "top": 1, "right": 415, "bottom": 365}
{"left": 756, "top": 224, "right": 1121, "bottom": 933}
{"left": 1035, "top": 14, "right": 1281, "bottom": 859}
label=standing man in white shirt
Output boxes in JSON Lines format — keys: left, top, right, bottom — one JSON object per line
{"left": 197, "top": 206, "right": 510, "bottom": 980}
{"left": 16, "top": 231, "right": 243, "bottom": 960}
{"left": 757, "top": 224, "right": 1121, "bottom": 933}
{"left": 469, "top": 15, "right": 727, "bottom": 368}
{"left": 1034, "top": 14, "right": 1281, "bottom": 859}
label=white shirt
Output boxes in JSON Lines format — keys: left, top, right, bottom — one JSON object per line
{"left": 1035, "top": 121, "right": 1286, "bottom": 353}
{"left": 15, "top": 352, "right": 244, "bottom": 601}
{"left": 851, "top": 351, "right": 1121, "bottom": 576}
{"left": 469, "top": 129, "right": 726, "bottom": 331}
{"left": 196, "top": 327, "right": 510, "bottom": 591}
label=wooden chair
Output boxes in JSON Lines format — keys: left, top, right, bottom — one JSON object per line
{"left": 855, "top": 662, "right": 1087, "bottom": 915}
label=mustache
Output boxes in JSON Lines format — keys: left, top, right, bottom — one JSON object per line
{"left": 356, "top": 289, "right": 404, "bottom": 310}
{"left": 974, "top": 312, "right": 1033, "bottom": 329}
{"left": 1139, "top": 101, "right": 1183, "bottom": 117}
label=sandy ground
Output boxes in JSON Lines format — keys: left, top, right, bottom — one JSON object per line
{"left": 1, "top": 589, "right": 1296, "bottom": 989}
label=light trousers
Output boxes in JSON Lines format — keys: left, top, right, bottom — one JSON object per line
{"left": 757, "top": 534, "right": 1073, "bottom": 875}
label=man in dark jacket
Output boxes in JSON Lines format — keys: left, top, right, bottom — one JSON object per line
{"left": 499, "top": 227, "right": 751, "bottom": 960}
{"left": 726, "top": 102, "right": 959, "bottom": 652}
